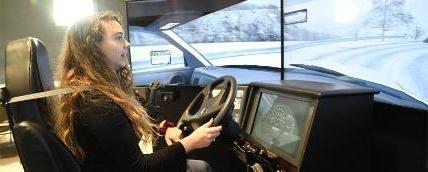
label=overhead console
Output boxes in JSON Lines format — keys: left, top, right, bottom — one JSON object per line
{"left": 233, "top": 80, "right": 377, "bottom": 172}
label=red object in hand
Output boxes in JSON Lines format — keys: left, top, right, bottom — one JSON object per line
{"left": 159, "top": 120, "right": 175, "bottom": 135}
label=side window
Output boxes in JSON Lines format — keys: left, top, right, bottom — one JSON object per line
{"left": 129, "top": 26, "right": 185, "bottom": 75}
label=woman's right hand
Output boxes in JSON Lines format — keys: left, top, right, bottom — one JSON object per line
{"left": 179, "top": 118, "right": 222, "bottom": 152}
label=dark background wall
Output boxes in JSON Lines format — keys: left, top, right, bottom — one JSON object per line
{"left": 0, "top": 0, "right": 127, "bottom": 84}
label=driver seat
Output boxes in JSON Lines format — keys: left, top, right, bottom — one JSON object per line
{"left": 13, "top": 120, "right": 82, "bottom": 172}
{"left": 4, "top": 37, "right": 54, "bottom": 127}
{"left": 4, "top": 37, "right": 81, "bottom": 172}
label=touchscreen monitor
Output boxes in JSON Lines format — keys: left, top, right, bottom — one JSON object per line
{"left": 248, "top": 90, "right": 314, "bottom": 165}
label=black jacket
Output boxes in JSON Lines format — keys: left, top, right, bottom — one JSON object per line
{"left": 74, "top": 90, "right": 187, "bottom": 172}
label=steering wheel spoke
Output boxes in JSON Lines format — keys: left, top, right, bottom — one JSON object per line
{"left": 206, "top": 104, "right": 223, "bottom": 116}
{"left": 217, "top": 81, "right": 230, "bottom": 90}
{"left": 202, "top": 87, "right": 212, "bottom": 96}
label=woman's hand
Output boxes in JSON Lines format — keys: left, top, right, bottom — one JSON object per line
{"left": 159, "top": 120, "right": 182, "bottom": 145}
{"left": 164, "top": 127, "right": 182, "bottom": 145}
{"left": 179, "top": 119, "right": 222, "bottom": 152}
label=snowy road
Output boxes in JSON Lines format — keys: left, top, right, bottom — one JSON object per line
{"left": 130, "top": 39, "right": 428, "bottom": 105}
{"left": 284, "top": 39, "right": 428, "bottom": 105}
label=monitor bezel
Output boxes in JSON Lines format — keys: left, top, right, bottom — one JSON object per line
{"left": 244, "top": 88, "right": 318, "bottom": 167}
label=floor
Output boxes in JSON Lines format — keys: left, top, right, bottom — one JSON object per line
{"left": 0, "top": 131, "right": 24, "bottom": 172}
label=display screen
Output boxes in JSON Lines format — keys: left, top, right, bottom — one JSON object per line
{"left": 250, "top": 92, "right": 310, "bottom": 159}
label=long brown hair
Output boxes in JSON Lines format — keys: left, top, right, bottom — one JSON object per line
{"left": 55, "top": 11, "right": 156, "bottom": 161}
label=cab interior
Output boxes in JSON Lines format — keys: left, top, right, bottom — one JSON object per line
{"left": 0, "top": 0, "right": 427, "bottom": 172}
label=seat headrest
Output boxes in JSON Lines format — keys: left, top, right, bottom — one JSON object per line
{"left": 13, "top": 121, "right": 81, "bottom": 172}
{"left": 5, "top": 37, "right": 54, "bottom": 98}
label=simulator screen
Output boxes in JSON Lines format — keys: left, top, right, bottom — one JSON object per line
{"left": 250, "top": 92, "right": 310, "bottom": 159}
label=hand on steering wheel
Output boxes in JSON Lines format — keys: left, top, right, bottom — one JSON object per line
{"left": 179, "top": 118, "right": 222, "bottom": 152}
{"left": 177, "top": 75, "right": 237, "bottom": 135}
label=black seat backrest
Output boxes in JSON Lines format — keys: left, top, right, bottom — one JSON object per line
{"left": 13, "top": 121, "right": 81, "bottom": 172}
{"left": 5, "top": 37, "right": 54, "bottom": 126}
{"left": 4, "top": 37, "right": 81, "bottom": 172}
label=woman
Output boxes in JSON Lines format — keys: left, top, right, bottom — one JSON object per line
{"left": 55, "top": 11, "right": 221, "bottom": 172}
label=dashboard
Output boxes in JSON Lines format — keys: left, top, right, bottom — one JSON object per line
{"left": 232, "top": 80, "right": 377, "bottom": 172}
{"left": 138, "top": 78, "right": 426, "bottom": 172}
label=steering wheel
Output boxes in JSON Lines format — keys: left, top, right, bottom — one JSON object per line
{"left": 177, "top": 75, "right": 237, "bottom": 134}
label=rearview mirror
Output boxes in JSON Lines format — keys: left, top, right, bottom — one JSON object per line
{"left": 284, "top": 9, "right": 307, "bottom": 25}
